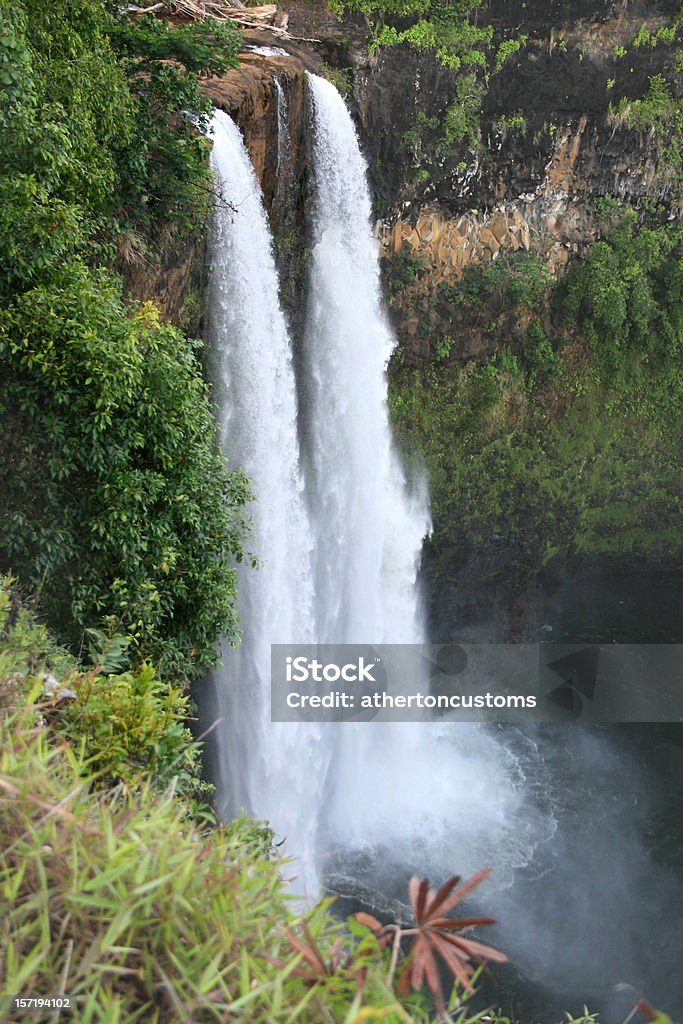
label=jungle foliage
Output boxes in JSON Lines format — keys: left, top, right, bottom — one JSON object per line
{"left": 328, "top": 0, "right": 492, "bottom": 70}
{"left": 0, "top": 0, "right": 249, "bottom": 680}
{"left": 389, "top": 218, "right": 683, "bottom": 572}
{"left": 0, "top": 581, "right": 513, "bottom": 1023}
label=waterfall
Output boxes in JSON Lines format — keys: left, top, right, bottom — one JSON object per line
{"left": 304, "top": 75, "right": 551, "bottom": 891}
{"left": 274, "top": 78, "right": 290, "bottom": 181}
{"left": 205, "top": 110, "right": 328, "bottom": 892}
{"left": 303, "top": 74, "right": 429, "bottom": 646}
{"left": 206, "top": 87, "right": 551, "bottom": 901}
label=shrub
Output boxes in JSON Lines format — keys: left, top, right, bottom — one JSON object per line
{"left": 0, "top": 578, "right": 206, "bottom": 799}
{"left": 495, "top": 111, "right": 527, "bottom": 138}
{"left": 0, "top": 263, "right": 251, "bottom": 679}
{"left": 321, "top": 62, "right": 353, "bottom": 97}
{"left": 442, "top": 74, "right": 484, "bottom": 151}
{"left": 441, "top": 252, "right": 552, "bottom": 311}
{"left": 525, "top": 321, "right": 560, "bottom": 382}
{"left": 607, "top": 75, "right": 682, "bottom": 175}
{"left": 560, "top": 215, "right": 683, "bottom": 380}
{"left": 108, "top": 11, "right": 241, "bottom": 233}
{"left": 0, "top": 701, "right": 440, "bottom": 1023}
{"left": 0, "top": 711, "right": 287, "bottom": 1023}
{"left": 389, "top": 221, "right": 683, "bottom": 569}
{"left": 385, "top": 244, "right": 429, "bottom": 293}
{"left": 60, "top": 662, "right": 202, "bottom": 794}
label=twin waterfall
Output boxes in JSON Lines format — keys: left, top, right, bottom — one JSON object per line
{"left": 206, "top": 76, "right": 536, "bottom": 897}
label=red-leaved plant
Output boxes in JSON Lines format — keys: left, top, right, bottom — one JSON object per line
{"left": 278, "top": 868, "right": 506, "bottom": 1018}
{"left": 356, "top": 868, "right": 506, "bottom": 1015}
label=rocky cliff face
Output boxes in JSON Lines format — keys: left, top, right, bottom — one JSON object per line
{"left": 189, "top": 0, "right": 682, "bottom": 369}
{"left": 127, "top": 0, "right": 681, "bottom": 358}
{"left": 203, "top": 44, "right": 308, "bottom": 214}
{"left": 331, "top": 0, "right": 682, "bottom": 363}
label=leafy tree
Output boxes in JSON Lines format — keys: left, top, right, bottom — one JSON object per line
{"left": 0, "top": 263, "right": 250, "bottom": 678}
{"left": 107, "top": 11, "right": 241, "bottom": 232}
{"left": 328, "top": 0, "right": 492, "bottom": 69}
{"left": 561, "top": 214, "right": 683, "bottom": 380}
{"left": 0, "top": 0, "right": 249, "bottom": 680}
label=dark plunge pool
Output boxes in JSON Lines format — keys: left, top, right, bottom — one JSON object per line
{"left": 328, "top": 568, "right": 682, "bottom": 1022}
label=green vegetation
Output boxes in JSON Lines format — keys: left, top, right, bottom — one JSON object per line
{"left": 0, "top": 267, "right": 251, "bottom": 679}
{"left": 386, "top": 243, "right": 429, "bottom": 292}
{"left": 400, "top": 110, "right": 440, "bottom": 169}
{"left": 609, "top": 74, "right": 680, "bottom": 136}
{"left": 609, "top": 74, "right": 683, "bottom": 184}
{"left": 389, "top": 220, "right": 682, "bottom": 571}
{"left": 328, "top": 0, "right": 493, "bottom": 70}
{"left": 321, "top": 61, "right": 353, "bottom": 97}
{"left": 561, "top": 215, "right": 683, "bottom": 381}
{"left": 442, "top": 73, "right": 485, "bottom": 151}
{"left": 0, "top": 577, "right": 207, "bottom": 802}
{"left": 439, "top": 252, "right": 552, "bottom": 311}
{"left": 495, "top": 36, "right": 527, "bottom": 73}
{"left": 632, "top": 23, "right": 678, "bottom": 49}
{"left": 0, "top": 0, "right": 249, "bottom": 681}
{"left": 328, "top": 0, "right": 530, "bottom": 167}
{"left": 1, "top": 578, "right": 519, "bottom": 1023}
{"left": 495, "top": 111, "right": 527, "bottom": 137}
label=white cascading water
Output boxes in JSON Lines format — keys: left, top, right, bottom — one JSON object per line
{"left": 304, "top": 75, "right": 551, "bottom": 889}
{"left": 200, "top": 83, "right": 682, "bottom": 1013}
{"left": 206, "top": 86, "right": 552, "bottom": 901}
{"left": 205, "top": 110, "right": 329, "bottom": 892}
{"left": 274, "top": 78, "right": 289, "bottom": 181}
{"left": 303, "top": 74, "right": 428, "bottom": 646}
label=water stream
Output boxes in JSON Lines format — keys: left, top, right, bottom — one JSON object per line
{"left": 206, "top": 83, "right": 552, "bottom": 899}
{"left": 205, "top": 110, "right": 328, "bottom": 890}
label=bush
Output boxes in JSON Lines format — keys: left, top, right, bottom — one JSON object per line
{"left": 389, "top": 220, "right": 683, "bottom": 570}
{"left": 0, "top": 703, "right": 426, "bottom": 1022}
{"left": 60, "top": 662, "right": 202, "bottom": 795}
{"left": 440, "top": 252, "right": 552, "bottom": 311}
{"left": 0, "top": 264, "right": 251, "bottom": 679}
{"left": 560, "top": 215, "right": 683, "bottom": 381}
{"left": 108, "top": 12, "right": 241, "bottom": 233}
{"left": 442, "top": 74, "right": 484, "bottom": 151}
{"left": 607, "top": 74, "right": 682, "bottom": 175}
{"left": 0, "top": 577, "right": 207, "bottom": 798}
{"left": 385, "top": 244, "right": 429, "bottom": 292}
{"left": 0, "top": 712, "right": 285, "bottom": 1023}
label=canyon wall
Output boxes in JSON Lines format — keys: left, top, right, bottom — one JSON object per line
{"left": 126, "top": 0, "right": 681, "bottom": 367}
{"left": 314, "top": 0, "right": 682, "bottom": 363}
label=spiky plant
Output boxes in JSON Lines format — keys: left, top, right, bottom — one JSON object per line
{"left": 356, "top": 870, "right": 506, "bottom": 1016}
